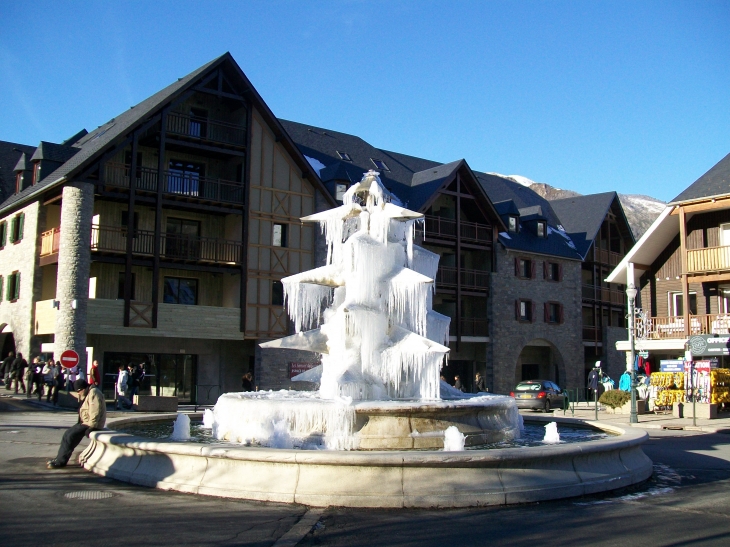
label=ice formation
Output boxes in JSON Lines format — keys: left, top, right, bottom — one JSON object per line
{"left": 543, "top": 422, "right": 560, "bottom": 444}
{"left": 170, "top": 413, "right": 191, "bottom": 441}
{"left": 443, "top": 426, "right": 466, "bottom": 451}
{"left": 211, "top": 171, "right": 520, "bottom": 450}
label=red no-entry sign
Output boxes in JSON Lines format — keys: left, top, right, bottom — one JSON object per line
{"left": 60, "top": 349, "right": 80, "bottom": 369}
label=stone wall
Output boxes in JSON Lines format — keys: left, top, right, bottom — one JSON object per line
{"left": 604, "top": 326, "right": 629, "bottom": 380}
{"left": 0, "top": 200, "right": 43, "bottom": 359}
{"left": 488, "top": 249, "right": 583, "bottom": 394}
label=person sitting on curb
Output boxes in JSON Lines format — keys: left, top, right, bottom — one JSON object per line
{"left": 47, "top": 379, "right": 106, "bottom": 469}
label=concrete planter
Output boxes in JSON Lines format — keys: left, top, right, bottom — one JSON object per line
{"left": 80, "top": 414, "right": 653, "bottom": 509}
{"left": 673, "top": 403, "right": 717, "bottom": 420}
{"left": 604, "top": 399, "right": 646, "bottom": 415}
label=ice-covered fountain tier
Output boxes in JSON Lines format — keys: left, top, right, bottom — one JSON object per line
{"left": 210, "top": 170, "right": 521, "bottom": 450}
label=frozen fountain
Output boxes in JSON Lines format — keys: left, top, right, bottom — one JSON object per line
{"left": 79, "top": 170, "right": 653, "bottom": 508}
{"left": 212, "top": 170, "right": 520, "bottom": 450}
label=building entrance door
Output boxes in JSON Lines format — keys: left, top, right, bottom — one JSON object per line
{"left": 158, "top": 354, "right": 196, "bottom": 402}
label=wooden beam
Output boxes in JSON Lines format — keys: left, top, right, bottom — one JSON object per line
{"left": 670, "top": 199, "right": 730, "bottom": 215}
{"left": 687, "top": 273, "right": 730, "bottom": 284}
{"left": 455, "top": 173, "right": 462, "bottom": 349}
{"left": 240, "top": 100, "right": 253, "bottom": 333}
{"left": 152, "top": 109, "right": 167, "bottom": 328}
{"left": 123, "top": 132, "right": 139, "bottom": 327}
{"left": 193, "top": 86, "right": 248, "bottom": 102}
{"left": 164, "top": 137, "right": 246, "bottom": 156}
{"left": 679, "top": 206, "right": 690, "bottom": 336}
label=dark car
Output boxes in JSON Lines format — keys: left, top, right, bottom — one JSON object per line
{"left": 510, "top": 380, "right": 565, "bottom": 412}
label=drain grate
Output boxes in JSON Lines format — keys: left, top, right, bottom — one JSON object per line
{"left": 64, "top": 491, "right": 114, "bottom": 500}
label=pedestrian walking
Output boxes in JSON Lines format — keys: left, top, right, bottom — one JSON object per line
{"left": 1, "top": 351, "right": 14, "bottom": 388}
{"left": 47, "top": 379, "right": 106, "bottom": 469}
{"left": 11, "top": 352, "right": 28, "bottom": 394}
{"left": 475, "top": 372, "right": 487, "bottom": 393}
{"left": 44, "top": 360, "right": 59, "bottom": 404}
{"left": 454, "top": 375, "right": 464, "bottom": 392}
{"left": 241, "top": 372, "right": 253, "bottom": 391}
{"left": 116, "top": 364, "right": 131, "bottom": 410}
{"left": 24, "top": 358, "right": 35, "bottom": 398}
{"left": 89, "top": 360, "right": 101, "bottom": 387}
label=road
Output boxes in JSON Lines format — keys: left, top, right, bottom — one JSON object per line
{"left": 1, "top": 399, "right": 729, "bottom": 546}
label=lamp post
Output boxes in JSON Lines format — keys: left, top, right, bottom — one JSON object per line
{"left": 626, "top": 283, "right": 639, "bottom": 424}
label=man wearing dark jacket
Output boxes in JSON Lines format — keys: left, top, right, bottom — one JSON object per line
{"left": 10, "top": 353, "right": 28, "bottom": 394}
{"left": 47, "top": 379, "right": 107, "bottom": 469}
{"left": 1, "top": 351, "right": 14, "bottom": 388}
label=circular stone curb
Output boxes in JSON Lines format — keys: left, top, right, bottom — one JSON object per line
{"left": 80, "top": 415, "right": 653, "bottom": 508}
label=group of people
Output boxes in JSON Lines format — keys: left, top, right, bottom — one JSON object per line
{"left": 115, "top": 362, "right": 145, "bottom": 410}
{"left": 0, "top": 352, "right": 102, "bottom": 405}
{"left": 440, "top": 372, "right": 489, "bottom": 393}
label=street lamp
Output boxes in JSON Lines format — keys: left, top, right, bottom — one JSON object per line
{"left": 626, "top": 283, "right": 639, "bottom": 424}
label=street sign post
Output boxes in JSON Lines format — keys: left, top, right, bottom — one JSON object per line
{"left": 60, "top": 349, "right": 80, "bottom": 369}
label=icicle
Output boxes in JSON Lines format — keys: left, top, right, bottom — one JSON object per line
{"left": 283, "top": 282, "right": 332, "bottom": 333}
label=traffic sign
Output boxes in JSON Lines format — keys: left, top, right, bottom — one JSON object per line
{"left": 60, "top": 349, "right": 80, "bottom": 369}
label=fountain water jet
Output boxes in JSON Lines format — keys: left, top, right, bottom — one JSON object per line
{"left": 211, "top": 171, "right": 521, "bottom": 449}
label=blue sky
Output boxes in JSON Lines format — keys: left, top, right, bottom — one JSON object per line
{"left": 1, "top": 0, "right": 728, "bottom": 202}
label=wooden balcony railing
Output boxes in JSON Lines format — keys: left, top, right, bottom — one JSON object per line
{"left": 167, "top": 111, "right": 246, "bottom": 146}
{"left": 103, "top": 162, "right": 244, "bottom": 204}
{"left": 90, "top": 225, "right": 243, "bottom": 265}
{"left": 582, "top": 326, "right": 603, "bottom": 343}
{"left": 420, "top": 216, "right": 491, "bottom": 244}
{"left": 451, "top": 318, "right": 489, "bottom": 337}
{"left": 634, "top": 313, "right": 730, "bottom": 340}
{"left": 581, "top": 284, "right": 626, "bottom": 305}
{"left": 594, "top": 248, "right": 624, "bottom": 267}
{"left": 687, "top": 245, "right": 730, "bottom": 274}
{"left": 436, "top": 266, "right": 489, "bottom": 291}
{"left": 40, "top": 228, "right": 61, "bottom": 256}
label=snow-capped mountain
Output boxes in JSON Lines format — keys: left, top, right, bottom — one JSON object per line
{"left": 491, "top": 173, "right": 666, "bottom": 239}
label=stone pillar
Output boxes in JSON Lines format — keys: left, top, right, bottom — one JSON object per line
{"left": 54, "top": 182, "right": 94, "bottom": 372}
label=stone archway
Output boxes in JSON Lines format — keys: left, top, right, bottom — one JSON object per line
{"left": 512, "top": 338, "right": 567, "bottom": 389}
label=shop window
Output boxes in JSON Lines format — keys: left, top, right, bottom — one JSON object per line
{"left": 117, "top": 272, "right": 136, "bottom": 300}
{"left": 544, "top": 262, "right": 562, "bottom": 281}
{"left": 515, "top": 257, "right": 535, "bottom": 279}
{"left": 163, "top": 277, "right": 198, "bottom": 305}
{"left": 272, "top": 223, "right": 287, "bottom": 247}
{"left": 9, "top": 213, "right": 24, "bottom": 243}
{"left": 7, "top": 271, "right": 20, "bottom": 302}
{"left": 272, "top": 280, "right": 284, "bottom": 306}
{"left": 545, "top": 302, "right": 564, "bottom": 324}
{"left": 515, "top": 299, "right": 534, "bottom": 323}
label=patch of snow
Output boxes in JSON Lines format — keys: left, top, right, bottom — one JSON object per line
{"left": 305, "top": 155, "right": 327, "bottom": 176}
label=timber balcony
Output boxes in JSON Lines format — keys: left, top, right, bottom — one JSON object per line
{"left": 39, "top": 226, "right": 243, "bottom": 265}
{"left": 102, "top": 162, "right": 244, "bottom": 205}
{"left": 418, "top": 216, "right": 492, "bottom": 245}
{"left": 449, "top": 318, "right": 489, "bottom": 337}
{"left": 687, "top": 245, "right": 730, "bottom": 275}
{"left": 631, "top": 313, "right": 730, "bottom": 340}
{"left": 592, "top": 248, "right": 624, "bottom": 267}
{"left": 581, "top": 284, "right": 626, "bottom": 305}
{"left": 166, "top": 111, "right": 246, "bottom": 147}
{"left": 436, "top": 266, "right": 489, "bottom": 292}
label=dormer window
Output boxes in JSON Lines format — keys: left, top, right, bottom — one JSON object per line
{"left": 15, "top": 172, "right": 23, "bottom": 194}
{"left": 508, "top": 216, "right": 518, "bottom": 233}
{"left": 337, "top": 151, "right": 352, "bottom": 161}
{"left": 32, "top": 162, "right": 42, "bottom": 185}
{"left": 370, "top": 158, "right": 389, "bottom": 171}
{"left": 335, "top": 184, "right": 348, "bottom": 202}
{"left": 537, "top": 221, "right": 546, "bottom": 238}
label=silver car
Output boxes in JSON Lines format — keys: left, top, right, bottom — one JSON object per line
{"left": 510, "top": 380, "right": 565, "bottom": 412}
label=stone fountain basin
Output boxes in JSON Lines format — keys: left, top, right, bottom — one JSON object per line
{"left": 80, "top": 414, "right": 652, "bottom": 508}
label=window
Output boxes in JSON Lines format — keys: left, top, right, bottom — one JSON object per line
{"left": 670, "top": 292, "right": 697, "bottom": 316}
{"left": 0, "top": 276, "right": 3, "bottom": 302}
{"left": 337, "top": 151, "right": 352, "bottom": 161}
{"left": 15, "top": 172, "right": 23, "bottom": 194}
{"left": 189, "top": 108, "right": 208, "bottom": 138}
{"left": 537, "top": 221, "right": 546, "bottom": 238}
{"left": 272, "top": 223, "right": 287, "bottom": 247}
{"left": 165, "top": 217, "right": 201, "bottom": 260}
{"left": 508, "top": 216, "right": 518, "bottom": 233}
{"left": 272, "top": 280, "right": 284, "bottom": 306}
{"left": 370, "top": 158, "right": 389, "bottom": 171}
{"left": 544, "top": 262, "right": 562, "bottom": 281}
{"left": 163, "top": 277, "right": 198, "bottom": 305}
{"left": 9, "top": 213, "right": 24, "bottom": 244}
{"left": 515, "top": 257, "right": 535, "bottom": 279}
{"left": 167, "top": 159, "right": 205, "bottom": 196}
{"left": 117, "top": 272, "right": 136, "bottom": 300}
{"left": 515, "top": 299, "right": 534, "bottom": 322}
{"left": 0, "top": 221, "right": 6, "bottom": 248}
{"left": 335, "top": 184, "right": 347, "bottom": 202}
{"left": 32, "top": 162, "right": 42, "bottom": 185}
{"left": 545, "top": 302, "right": 564, "bottom": 324}
{"left": 721, "top": 224, "right": 730, "bottom": 247}
{"left": 6, "top": 271, "right": 20, "bottom": 302}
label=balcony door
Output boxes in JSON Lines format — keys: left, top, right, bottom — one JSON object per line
{"left": 168, "top": 159, "right": 205, "bottom": 196}
{"left": 165, "top": 217, "right": 200, "bottom": 260}
{"left": 721, "top": 224, "right": 730, "bottom": 247}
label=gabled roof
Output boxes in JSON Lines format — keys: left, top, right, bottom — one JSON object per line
{"left": 0, "top": 141, "right": 36, "bottom": 205}
{"left": 13, "top": 152, "right": 29, "bottom": 172}
{"left": 493, "top": 200, "right": 520, "bottom": 217}
{"left": 518, "top": 205, "right": 545, "bottom": 221}
{"left": 29, "top": 141, "right": 80, "bottom": 164}
{"left": 1, "top": 53, "right": 335, "bottom": 215}
{"left": 671, "top": 151, "right": 730, "bottom": 203}
{"left": 550, "top": 192, "right": 634, "bottom": 260}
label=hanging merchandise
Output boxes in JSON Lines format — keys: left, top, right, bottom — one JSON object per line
{"left": 619, "top": 372, "right": 631, "bottom": 392}
{"left": 649, "top": 371, "right": 685, "bottom": 412}
{"left": 684, "top": 360, "right": 714, "bottom": 404}
{"left": 709, "top": 368, "right": 730, "bottom": 405}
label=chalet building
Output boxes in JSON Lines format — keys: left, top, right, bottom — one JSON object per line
{"left": 0, "top": 53, "right": 335, "bottom": 403}
{"left": 280, "top": 121, "right": 632, "bottom": 393}
{"left": 608, "top": 152, "right": 730, "bottom": 368}
{"left": 550, "top": 194, "right": 635, "bottom": 381}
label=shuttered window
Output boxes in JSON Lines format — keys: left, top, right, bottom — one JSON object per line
{"left": 515, "top": 299, "right": 535, "bottom": 322}
{"left": 9, "top": 213, "right": 24, "bottom": 243}
{"left": 7, "top": 271, "right": 20, "bottom": 301}
{"left": 0, "top": 221, "right": 6, "bottom": 248}
{"left": 544, "top": 302, "right": 564, "bottom": 324}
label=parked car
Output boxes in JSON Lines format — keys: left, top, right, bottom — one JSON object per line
{"left": 510, "top": 380, "right": 565, "bottom": 412}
